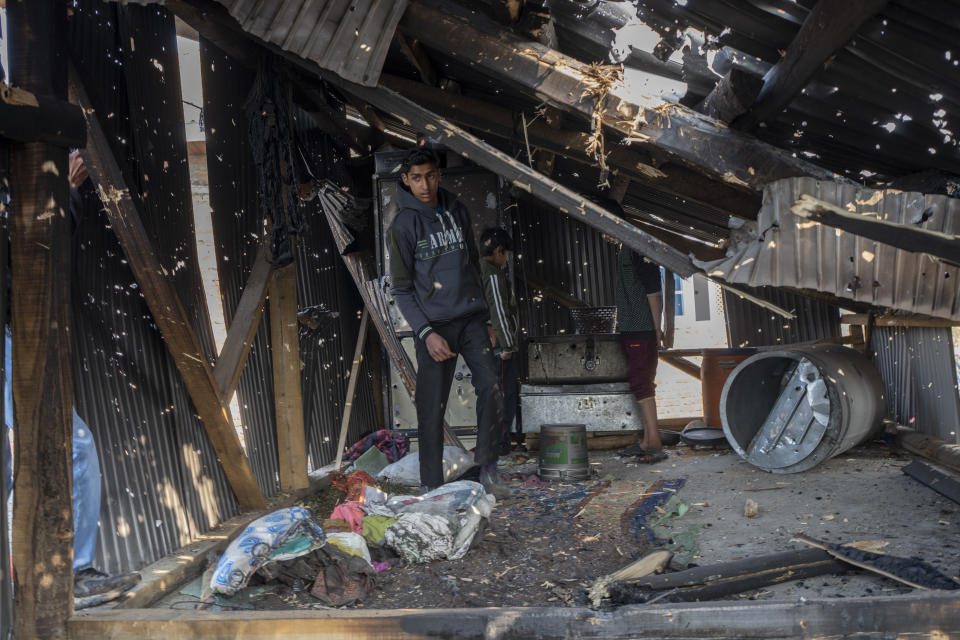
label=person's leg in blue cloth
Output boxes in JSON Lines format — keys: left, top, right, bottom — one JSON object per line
{"left": 5, "top": 330, "right": 139, "bottom": 605}
{"left": 71, "top": 409, "right": 100, "bottom": 572}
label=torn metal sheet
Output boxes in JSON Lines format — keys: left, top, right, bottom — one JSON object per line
{"left": 215, "top": 0, "right": 406, "bottom": 86}
{"left": 697, "top": 177, "right": 960, "bottom": 320}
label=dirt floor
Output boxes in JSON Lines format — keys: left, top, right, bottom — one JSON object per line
{"left": 156, "top": 438, "right": 960, "bottom": 612}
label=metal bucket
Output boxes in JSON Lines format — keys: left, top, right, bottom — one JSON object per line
{"left": 720, "top": 345, "right": 885, "bottom": 474}
{"left": 538, "top": 424, "right": 589, "bottom": 481}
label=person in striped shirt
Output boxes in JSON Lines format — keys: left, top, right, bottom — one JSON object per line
{"left": 479, "top": 227, "right": 521, "bottom": 457}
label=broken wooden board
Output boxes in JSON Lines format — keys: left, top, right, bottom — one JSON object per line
{"left": 793, "top": 533, "right": 960, "bottom": 590}
{"left": 791, "top": 193, "right": 960, "bottom": 266}
{"left": 902, "top": 460, "right": 960, "bottom": 506}
{"left": 589, "top": 549, "right": 673, "bottom": 606}
{"left": 608, "top": 548, "right": 843, "bottom": 605}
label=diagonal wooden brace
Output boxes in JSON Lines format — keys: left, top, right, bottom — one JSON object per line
{"left": 69, "top": 65, "right": 266, "bottom": 511}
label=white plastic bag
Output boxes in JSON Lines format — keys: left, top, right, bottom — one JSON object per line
{"left": 377, "top": 446, "right": 474, "bottom": 486}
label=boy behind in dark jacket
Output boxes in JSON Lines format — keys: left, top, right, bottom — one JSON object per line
{"left": 388, "top": 149, "right": 509, "bottom": 497}
{"left": 479, "top": 227, "right": 520, "bottom": 456}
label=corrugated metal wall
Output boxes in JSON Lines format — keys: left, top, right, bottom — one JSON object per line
{"left": 294, "top": 124, "right": 379, "bottom": 468}
{"left": 200, "top": 38, "right": 280, "bottom": 495}
{"left": 513, "top": 196, "right": 619, "bottom": 338}
{"left": 723, "top": 285, "right": 842, "bottom": 347}
{"left": 202, "top": 38, "right": 378, "bottom": 482}
{"left": 872, "top": 326, "right": 960, "bottom": 443}
{"left": 67, "top": 2, "right": 238, "bottom": 574}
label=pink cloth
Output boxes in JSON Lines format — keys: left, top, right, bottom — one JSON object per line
{"left": 371, "top": 561, "right": 390, "bottom": 573}
{"left": 330, "top": 502, "right": 365, "bottom": 535}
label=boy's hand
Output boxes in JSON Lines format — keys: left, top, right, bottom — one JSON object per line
{"left": 68, "top": 151, "right": 88, "bottom": 190}
{"left": 425, "top": 333, "right": 456, "bottom": 362}
{"left": 487, "top": 325, "right": 497, "bottom": 348}
{"left": 500, "top": 351, "right": 513, "bottom": 360}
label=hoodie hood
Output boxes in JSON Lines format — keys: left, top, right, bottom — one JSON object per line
{"left": 397, "top": 185, "right": 457, "bottom": 218}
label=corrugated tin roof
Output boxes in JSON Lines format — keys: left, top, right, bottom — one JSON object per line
{"left": 696, "top": 177, "right": 960, "bottom": 320}
{"left": 723, "top": 284, "right": 840, "bottom": 348}
{"left": 216, "top": 0, "right": 407, "bottom": 86}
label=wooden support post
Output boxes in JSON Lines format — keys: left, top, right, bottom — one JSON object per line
{"left": 8, "top": 2, "right": 74, "bottom": 637}
{"left": 658, "top": 354, "right": 701, "bottom": 380}
{"left": 69, "top": 66, "right": 266, "bottom": 511}
{"left": 269, "top": 262, "right": 308, "bottom": 490}
{"left": 213, "top": 245, "right": 273, "bottom": 400}
{"left": 334, "top": 309, "right": 370, "bottom": 469}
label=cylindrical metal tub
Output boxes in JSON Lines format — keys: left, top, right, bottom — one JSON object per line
{"left": 720, "top": 345, "right": 885, "bottom": 473}
{"left": 539, "top": 424, "right": 589, "bottom": 481}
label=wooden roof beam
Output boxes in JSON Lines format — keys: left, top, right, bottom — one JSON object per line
{"left": 379, "top": 74, "right": 760, "bottom": 219}
{"left": 394, "top": 32, "right": 438, "bottom": 87}
{"left": 733, "top": 0, "right": 888, "bottom": 131}
{"left": 400, "top": 0, "right": 846, "bottom": 191}
{"left": 329, "top": 77, "right": 698, "bottom": 276}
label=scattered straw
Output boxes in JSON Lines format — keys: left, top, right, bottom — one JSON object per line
{"left": 579, "top": 63, "right": 623, "bottom": 189}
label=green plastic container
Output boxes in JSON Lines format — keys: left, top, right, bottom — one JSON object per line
{"left": 538, "top": 424, "right": 589, "bottom": 481}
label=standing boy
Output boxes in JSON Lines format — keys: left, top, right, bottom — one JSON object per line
{"left": 611, "top": 203, "right": 667, "bottom": 463}
{"left": 388, "top": 149, "right": 508, "bottom": 497}
{"left": 479, "top": 227, "right": 520, "bottom": 456}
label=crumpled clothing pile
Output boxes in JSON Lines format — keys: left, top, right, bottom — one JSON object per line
{"left": 368, "top": 480, "right": 496, "bottom": 564}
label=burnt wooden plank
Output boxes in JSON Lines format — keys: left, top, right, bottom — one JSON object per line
{"left": 379, "top": 74, "right": 760, "bottom": 220}
{"left": 903, "top": 460, "right": 960, "bottom": 506}
{"left": 734, "top": 0, "right": 890, "bottom": 132}
{"left": 8, "top": 1, "right": 74, "bottom": 637}
{"left": 0, "top": 86, "right": 86, "bottom": 148}
{"left": 269, "top": 261, "right": 309, "bottom": 491}
{"left": 69, "top": 66, "right": 266, "bottom": 511}
{"left": 68, "top": 591, "right": 960, "bottom": 639}
{"left": 213, "top": 245, "right": 273, "bottom": 400}
{"left": 400, "top": 0, "right": 845, "bottom": 190}
{"left": 790, "top": 194, "right": 960, "bottom": 265}
{"left": 697, "top": 68, "right": 763, "bottom": 123}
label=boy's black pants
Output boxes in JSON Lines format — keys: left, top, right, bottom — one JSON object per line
{"left": 414, "top": 314, "right": 503, "bottom": 488}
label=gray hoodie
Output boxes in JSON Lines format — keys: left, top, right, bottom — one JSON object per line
{"left": 388, "top": 186, "right": 488, "bottom": 340}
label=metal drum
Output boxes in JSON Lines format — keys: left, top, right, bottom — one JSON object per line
{"left": 538, "top": 424, "right": 590, "bottom": 481}
{"left": 720, "top": 345, "right": 885, "bottom": 474}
